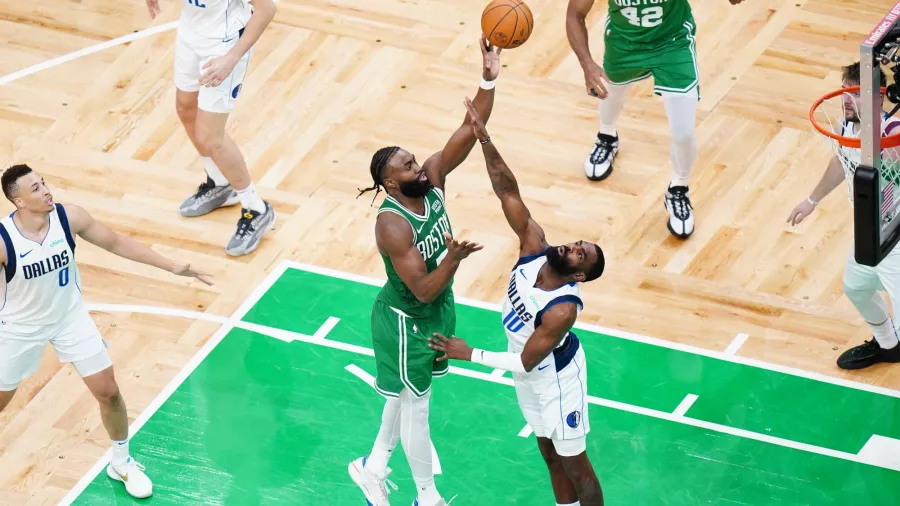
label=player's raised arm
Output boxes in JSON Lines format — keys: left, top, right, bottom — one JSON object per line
{"left": 63, "top": 204, "right": 214, "bottom": 285}
{"left": 376, "top": 212, "right": 481, "bottom": 304}
{"left": 565, "top": 0, "right": 609, "bottom": 98}
{"left": 429, "top": 302, "right": 578, "bottom": 373}
{"left": 423, "top": 38, "right": 501, "bottom": 190}
{"left": 462, "top": 97, "right": 549, "bottom": 256}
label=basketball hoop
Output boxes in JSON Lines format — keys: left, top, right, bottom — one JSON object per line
{"left": 809, "top": 86, "right": 900, "bottom": 206}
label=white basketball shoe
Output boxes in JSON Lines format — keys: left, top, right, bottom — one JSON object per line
{"left": 106, "top": 456, "right": 153, "bottom": 499}
{"left": 349, "top": 456, "right": 398, "bottom": 506}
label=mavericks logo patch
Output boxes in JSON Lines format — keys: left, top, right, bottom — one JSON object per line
{"left": 566, "top": 410, "right": 581, "bottom": 429}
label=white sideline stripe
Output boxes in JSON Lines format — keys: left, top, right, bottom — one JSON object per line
{"left": 673, "top": 394, "right": 699, "bottom": 418}
{"left": 343, "top": 364, "right": 442, "bottom": 475}
{"left": 518, "top": 425, "right": 534, "bottom": 438}
{"left": 490, "top": 368, "right": 506, "bottom": 378}
{"left": 280, "top": 260, "right": 900, "bottom": 400}
{"left": 313, "top": 317, "right": 340, "bottom": 340}
{"left": 724, "top": 333, "right": 749, "bottom": 356}
{"left": 857, "top": 435, "right": 900, "bottom": 472}
{"left": 63, "top": 259, "right": 900, "bottom": 502}
{"left": 0, "top": 22, "right": 178, "bottom": 87}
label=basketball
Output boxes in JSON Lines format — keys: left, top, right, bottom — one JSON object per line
{"left": 481, "top": 0, "right": 533, "bottom": 50}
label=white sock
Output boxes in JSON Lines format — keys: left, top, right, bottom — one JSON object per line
{"left": 399, "top": 389, "right": 442, "bottom": 505}
{"left": 234, "top": 182, "right": 266, "bottom": 214}
{"left": 558, "top": 502, "right": 581, "bottom": 506}
{"left": 366, "top": 397, "right": 401, "bottom": 478}
{"left": 598, "top": 82, "right": 631, "bottom": 137}
{"left": 872, "top": 317, "right": 899, "bottom": 350}
{"left": 202, "top": 156, "right": 229, "bottom": 186}
{"left": 111, "top": 439, "right": 129, "bottom": 466}
{"left": 662, "top": 90, "right": 699, "bottom": 188}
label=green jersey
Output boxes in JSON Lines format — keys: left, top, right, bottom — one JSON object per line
{"left": 376, "top": 187, "right": 454, "bottom": 319}
{"left": 607, "top": 0, "right": 693, "bottom": 44}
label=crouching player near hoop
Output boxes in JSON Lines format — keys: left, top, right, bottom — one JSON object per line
{"left": 788, "top": 61, "right": 900, "bottom": 370}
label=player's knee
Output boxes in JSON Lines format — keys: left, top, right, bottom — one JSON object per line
{"left": 843, "top": 281, "right": 872, "bottom": 303}
{"left": 89, "top": 379, "right": 121, "bottom": 406}
{"left": 195, "top": 126, "right": 225, "bottom": 154}
{"left": 175, "top": 94, "right": 198, "bottom": 120}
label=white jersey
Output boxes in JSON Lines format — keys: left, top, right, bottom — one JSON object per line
{"left": 0, "top": 204, "right": 83, "bottom": 333}
{"left": 180, "top": 0, "right": 253, "bottom": 41}
{"left": 501, "top": 249, "right": 584, "bottom": 373}
{"left": 837, "top": 113, "right": 900, "bottom": 201}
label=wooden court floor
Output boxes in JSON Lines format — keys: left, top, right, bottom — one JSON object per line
{"left": 0, "top": 0, "right": 897, "bottom": 503}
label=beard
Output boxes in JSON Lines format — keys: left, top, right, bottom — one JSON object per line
{"left": 399, "top": 177, "right": 434, "bottom": 198}
{"left": 546, "top": 245, "right": 578, "bottom": 275}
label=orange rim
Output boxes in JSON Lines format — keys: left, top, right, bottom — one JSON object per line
{"left": 809, "top": 86, "right": 900, "bottom": 149}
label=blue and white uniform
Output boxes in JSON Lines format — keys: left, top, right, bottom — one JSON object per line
{"left": 501, "top": 248, "right": 590, "bottom": 456}
{"left": 0, "top": 204, "right": 109, "bottom": 391}
{"left": 175, "top": 0, "right": 255, "bottom": 113}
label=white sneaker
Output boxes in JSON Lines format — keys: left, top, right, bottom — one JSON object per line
{"left": 106, "top": 457, "right": 153, "bottom": 499}
{"left": 664, "top": 185, "right": 694, "bottom": 238}
{"left": 584, "top": 133, "right": 619, "bottom": 181}
{"left": 349, "top": 456, "right": 398, "bottom": 506}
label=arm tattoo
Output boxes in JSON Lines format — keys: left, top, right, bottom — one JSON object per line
{"left": 483, "top": 142, "right": 519, "bottom": 196}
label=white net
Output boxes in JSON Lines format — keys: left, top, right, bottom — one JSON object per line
{"left": 813, "top": 90, "right": 900, "bottom": 231}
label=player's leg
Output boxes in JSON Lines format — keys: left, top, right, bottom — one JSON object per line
{"left": 193, "top": 36, "right": 275, "bottom": 257}
{"left": 536, "top": 437, "right": 579, "bottom": 504}
{"left": 838, "top": 246, "right": 900, "bottom": 368}
{"left": 558, "top": 448, "right": 603, "bottom": 506}
{"left": 53, "top": 312, "right": 152, "bottom": 498}
{"left": 350, "top": 301, "right": 406, "bottom": 505}
{"left": 173, "top": 29, "right": 239, "bottom": 218}
{"left": 649, "top": 20, "right": 701, "bottom": 239}
{"left": 584, "top": 34, "right": 649, "bottom": 181}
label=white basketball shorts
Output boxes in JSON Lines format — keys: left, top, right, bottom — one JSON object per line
{"left": 513, "top": 344, "right": 590, "bottom": 457}
{"left": 174, "top": 26, "right": 254, "bottom": 114}
{"left": 0, "top": 308, "right": 110, "bottom": 391}
{"left": 844, "top": 243, "right": 900, "bottom": 304}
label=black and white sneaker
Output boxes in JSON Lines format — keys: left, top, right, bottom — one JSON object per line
{"left": 664, "top": 185, "right": 694, "bottom": 239}
{"left": 837, "top": 338, "right": 900, "bottom": 370}
{"left": 225, "top": 202, "right": 277, "bottom": 257}
{"left": 179, "top": 176, "right": 239, "bottom": 217}
{"left": 584, "top": 133, "right": 619, "bottom": 181}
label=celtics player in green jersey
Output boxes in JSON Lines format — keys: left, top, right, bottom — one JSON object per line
{"left": 348, "top": 38, "right": 502, "bottom": 506}
{"left": 566, "top": 0, "right": 745, "bottom": 239}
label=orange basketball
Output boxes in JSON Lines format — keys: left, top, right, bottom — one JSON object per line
{"left": 481, "top": 0, "right": 533, "bottom": 50}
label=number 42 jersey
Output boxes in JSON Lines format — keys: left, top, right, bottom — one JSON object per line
{"left": 607, "top": 0, "right": 693, "bottom": 44}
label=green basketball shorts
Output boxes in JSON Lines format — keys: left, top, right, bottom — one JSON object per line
{"left": 602, "top": 18, "right": 699, "bottom": 97}
{"left": 370, "top": 299, "right": 455, "bottom": 398}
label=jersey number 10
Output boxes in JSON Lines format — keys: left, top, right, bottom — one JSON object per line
{"left": 188, "top": 0, "right": 207, "bottom": 7}
{"left": 621, "top": 7, "right": 663, "bottom": 28}
{"left": 503, "top": 309, "right": 525, "bottom": 333}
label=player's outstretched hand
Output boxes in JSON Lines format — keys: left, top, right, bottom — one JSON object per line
{"left": 786, "top": 199, "right": 816, "bottom": 226}
{"left": 463, "top": 97, "right": 490, "bottom": 142}
{"left": 172, "top": 263, "right": 215, "bottom": 286}
{"left": 145, "top": 0, "right": 161, "bottom": 18}
{"left": 481, "top": 37, "right": 502, "bottom": 82}
{"left": 582, "top": 60, "right": 611, "bottom": 99}
{"left": 429, "top": 333, "right": 474, "bottom": 362}
{"left": 444, "top": 232, "right": 483, "bottom": 261}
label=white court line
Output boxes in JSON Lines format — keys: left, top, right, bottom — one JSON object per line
{"left": 60, "top": 261, "right": 293, "bottom": 506}
{"left": 857, "top": 435, "right": 900, "bottom": 471}
{"left": 343, "top": 364, "right": 443, "bottom": 475}
{"left": 672, "top": 394, "right": 699, "bottom": 418}
{"left": 490, "top": 368, "right": 506, "bottom": 378}
{"left": 517, "top": 425, "right": 534, "bottom": 438}
{"left": 313, "top": 317, "right": 340, "bottom": 340}
{"left": 280, "top": 260, "right": 900, "bottom": 400}
{"left": 724, "top": 333, "right": 749, "bottom": 356}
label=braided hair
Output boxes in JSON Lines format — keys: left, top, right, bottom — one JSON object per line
{"left": 357, "top": 146, "right": 401, "bottom": 204}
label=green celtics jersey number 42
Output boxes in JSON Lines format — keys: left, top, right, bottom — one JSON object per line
{"left": 376, "top": 187, "right": 453, "bottom": 318}
{"left": 608, "top": 0, "right": 692, "bottom": 43}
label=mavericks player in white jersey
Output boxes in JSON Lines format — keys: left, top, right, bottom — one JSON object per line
{"left": 145, "top": 0, "right": 277, "bottom": 256}
{"left": 429, "top": 100, "right": 606, "bottom": 506}
{"left": 787, "top": 62, "right": 900, "bottom": 370}
{"left": 0, "top": 165, "right": 213, "bottom": 499}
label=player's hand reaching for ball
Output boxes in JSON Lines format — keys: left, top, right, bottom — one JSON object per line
{"left": 444, "top": 232, "right": 483, "bottom": 262}
{"left": 145, "top": 0, "right": 161, "bottom": 18}
{"left": 582, "top": 60, "right": 611, "bottom": 99}
{"left": 463, "top": 97, "right": 490, "bottom": 142}
{"left": 481, "top": 37, "right": 502, "bottom": 82}
{"left": 429, "top": 333, "right": 474, "bottom": 362}
{"left": 786, "top": 198, "right": 817, "bottom": 226}
{"left": 171, "top": 263, "right": 215, "bottom": 286}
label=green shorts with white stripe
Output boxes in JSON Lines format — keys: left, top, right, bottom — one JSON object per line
{"left": 370, "top": 298, "right": 454, "bottom": 398}
{"left": 602, "top": 17, "right": 700, "bottom": 98}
